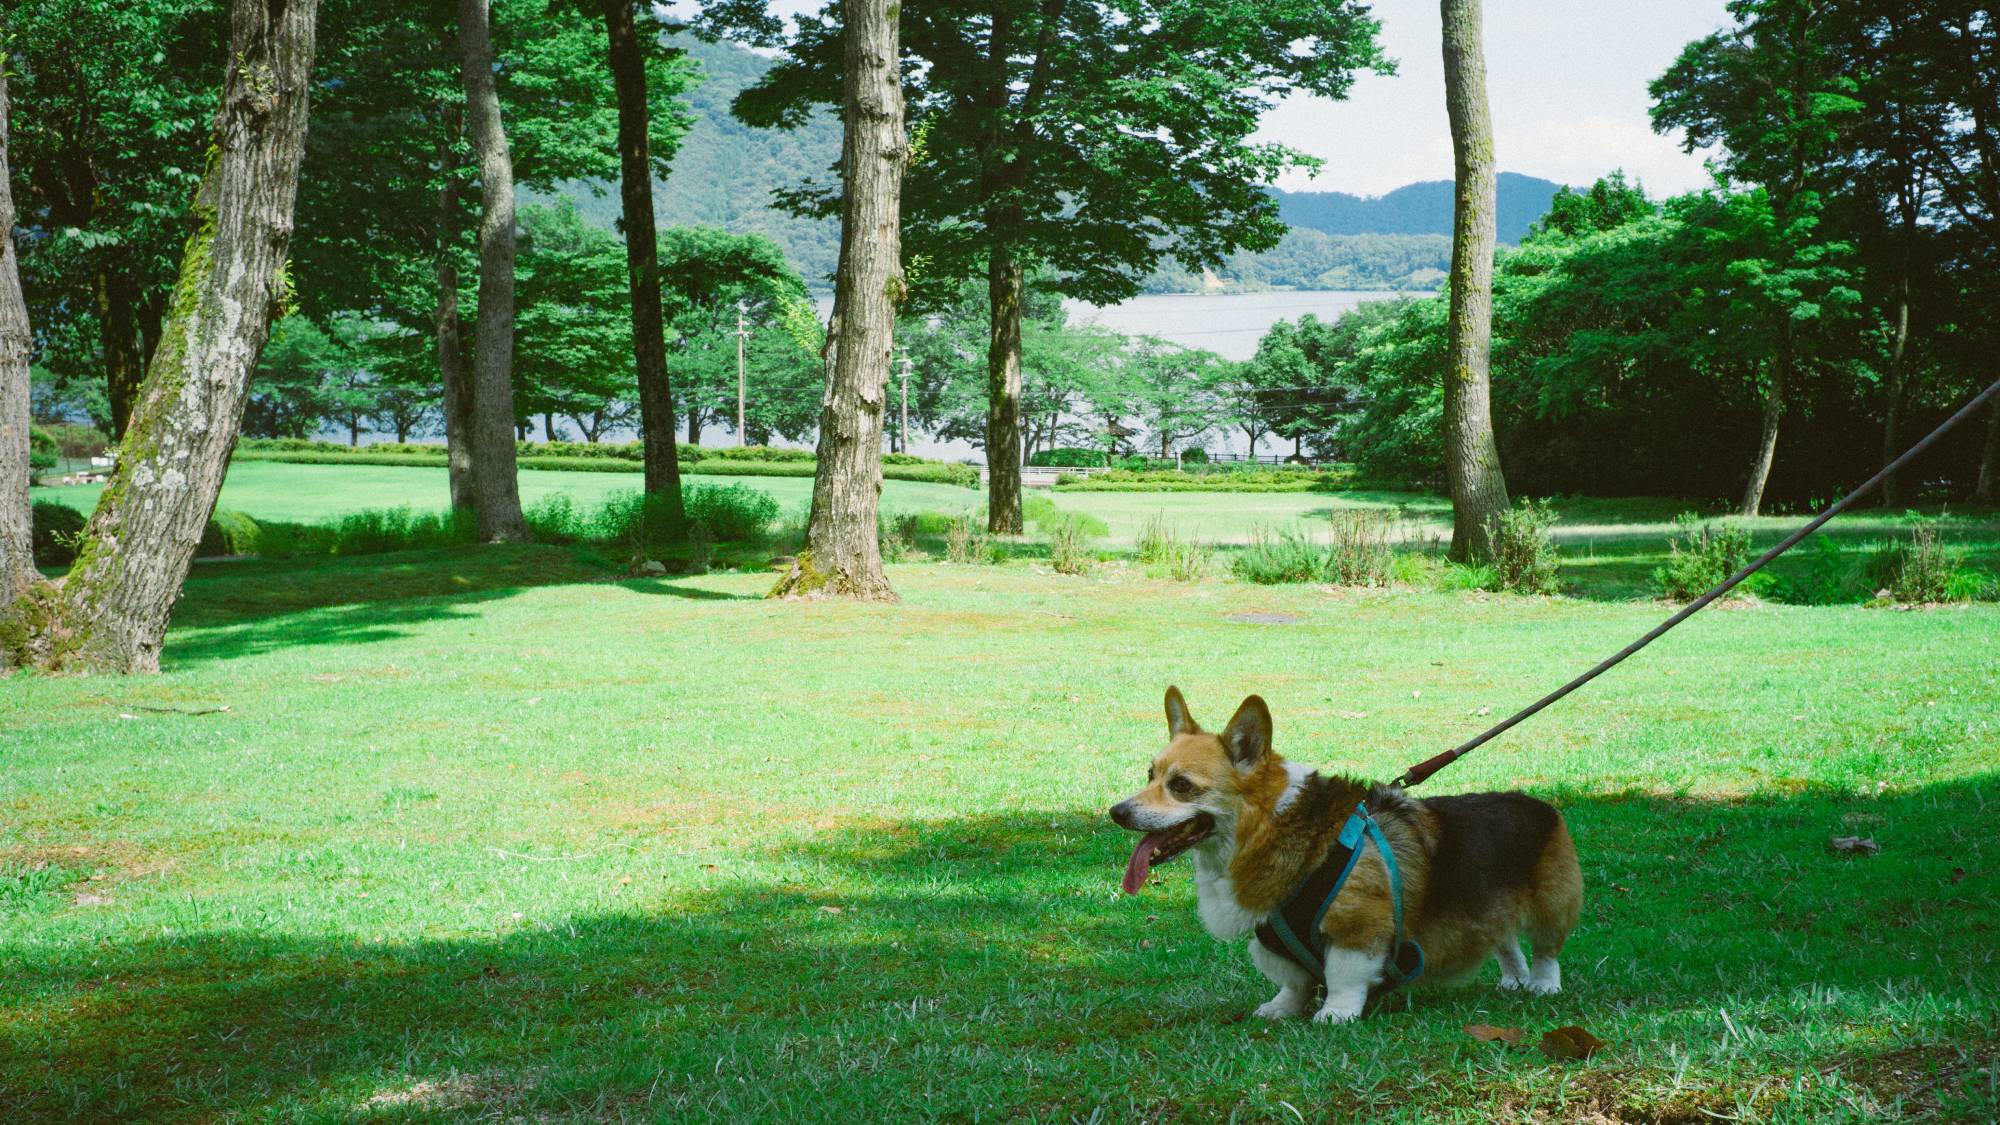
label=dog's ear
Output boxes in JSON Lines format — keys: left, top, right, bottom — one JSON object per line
{"left": 1220, "top": 695, "right": 1272, "bottom": 770}
{"left": 1165, "top": 686, "right": 1200, "bottom": 737}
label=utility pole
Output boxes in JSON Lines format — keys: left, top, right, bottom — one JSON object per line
{"left": 736, "top": 299, "right": 749, "bottom": 446}
{"left": 900, "top": 351, "right": 912, "bottom": 455}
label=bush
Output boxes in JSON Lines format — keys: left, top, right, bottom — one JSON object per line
{"left": 29, "top": 426, "right": 59, "bottom": 479}
{"left": 30, "top": 501, "right": 86, "bottom": 567}
{"left": 1490, "top": 499, "right": 1562, "bottom": 595}
{"left": 685, "top": 521, "right": 714, "bottom": 574}
{"left": 878, "top": 513, "right": 920, "bottom": 562}
{"left": 1161, "top": 535, "right": 1210, "bottom": 582}
{"left": 1654, "top": 513, "right": 1751, "bottom": 601}
{"left": 1876, "top": 518, "right": 1983, "bottom": 604}
{"left": 1020, "top": 494, "right": 1109, "bottom": 538}
{"left": 1232, "top": 526, "right": 1329, "bottom": 585}
{"left": 45, "top": 423, "right": 109, "bottom": 461}
{"left": 1136, "top": 512, "right": 1175, "bottom": 564}
{"left": 1029, "top": 447, "right": 1111, "bottom": 468}
{"left": 1046, "top": 514, "right": 1095, "bottom": 576}
{"left": 945, "top": 514, "right": 984, "bottom": 564}
{"left": 197, "top": 510, "right": 263, "bottom": 557}
{"left": 231, "top": 440, "right": 981, "bottom": 488}
{"left": 1055, "top": 467, "right": 1356, "bottom": 493}
{"left": 1766, "top": 537, "right": 1861, "bottom": 605}
{"left": 1324, "top": 511, "right": 1393, "bottom": 586}
{"left": 684, "top": 483, "right": 781, "bottom": 541}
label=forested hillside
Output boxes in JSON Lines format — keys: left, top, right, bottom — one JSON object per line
{"left": 565, "top": 40, "right": 1562, "bottom": 294}
{"left": 1272, "top": 173, "right": 1565, "bottom": 241}
{"left": 565, "top": 36, "right": 843, "bottom": 284}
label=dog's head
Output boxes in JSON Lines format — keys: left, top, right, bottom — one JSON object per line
{"left": 1109, "top": 686, "right": 1275, "bottom": 894}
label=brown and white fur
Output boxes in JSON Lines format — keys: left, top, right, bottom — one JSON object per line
{"left": 1109, "top": 688, "right": 1583, "bottom": 1024}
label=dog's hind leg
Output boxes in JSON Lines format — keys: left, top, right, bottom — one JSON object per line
{"left": 1249, "top": 940, "right": 1315, "bottom": 1020}
{"left": 1495, "top": 935, "right": 1530, "bottom": 990}
{"left": 1523, "top": 821, "right": 1583, "bottom": 997}
{"left": 1312, "top": 946, "right": 1383, "bottom": 1025}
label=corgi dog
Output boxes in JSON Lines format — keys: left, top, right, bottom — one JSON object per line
{"left": 1109, "top": 687, "right": 1583, "bottom": 1024}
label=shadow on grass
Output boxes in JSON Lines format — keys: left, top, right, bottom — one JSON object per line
{"left": 3, "top": 781, "right": 1995, "bottom": 1120}
{"left": 164, "top": 545, "right": 759, "bottom": 666}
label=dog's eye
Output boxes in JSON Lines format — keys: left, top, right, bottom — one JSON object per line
{"left": 1167, "top": 776, "right": 1195, "bottom": 798}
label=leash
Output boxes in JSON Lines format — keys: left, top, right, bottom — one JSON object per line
{"left": 1394, "top": 375, "right": 2000, "bottom": 791}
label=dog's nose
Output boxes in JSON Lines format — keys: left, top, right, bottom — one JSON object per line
{"left": 1109, "top": 801, "right": 1135, "bottom": 829}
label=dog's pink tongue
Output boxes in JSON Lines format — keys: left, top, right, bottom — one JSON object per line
{"left": 1122, "top": 832, "right": 1164, "bottom": 895}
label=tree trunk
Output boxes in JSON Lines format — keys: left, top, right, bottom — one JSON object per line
{"left": 435, "top": 117, "right": 477, "bottom": 511}
{"left": 1879, "top": 276, "right": 1911, "bottom": 508}
{"left": 1976, "top": 397, "right": 2000, "bottom": 506}
{"left": 1741, "top": 338, "right": 1788, "bottom": 517}
{"left": 771, "top": 0, "right": 903, "bottom": 601}
{"left": 687, "top": 404, "right": 700, "bottom": 446}
{"left": 985, "top": 251, "right": 1025, "bottom": 534}
{"left": 1439, "top": 0, "right": 1510, "bottom": 561}
{"left": 0, "top": 58, "right": 37, "bottom": 602}
{"left": 96, "top": 272, "right": 148, "bottom": 441}
{"left": 543, "top": 413, "right": 558, "bottom": 440}
{"left": 602, "top": 0, "right": 685, "bottom": 523}
{"left": 457, "top": 0, "right": 526, "bottom": 543}
{"left": 3, "top": 0, "right": 318, "bottom": 673}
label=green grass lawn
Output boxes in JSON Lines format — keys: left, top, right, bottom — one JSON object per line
{"left": 30, "top": 459, "right": 985, "bottom": 527}
{"left": 4, "top": 548, "right": 1997, "bottom": 1120}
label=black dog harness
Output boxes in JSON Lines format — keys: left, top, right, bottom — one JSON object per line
{"left": 1254, "top": 801, "right": 1425, "bottom": 996}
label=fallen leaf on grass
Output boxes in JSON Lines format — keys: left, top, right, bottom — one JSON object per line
{"left": 1950, "top": 866, "right": 1967, "bottom": 884}
{"left": 817, "top": 905, "right": 844, "bottom": 915}
{"left": 1829, "top": 836, "right": 1880, "bottom": 856}
{"left": 1464, "top": 1023, "right": 1525, "bottom": 1044}
{"left": 1539, "top": 1025, "right": 1605, "bottom": 1061}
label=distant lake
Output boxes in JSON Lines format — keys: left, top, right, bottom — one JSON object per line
{"left": 1064, "top": 290, "right": 1425, "bottom": 361}
{"left": 812, "top": 289, "right": 1425, "bottom": 362}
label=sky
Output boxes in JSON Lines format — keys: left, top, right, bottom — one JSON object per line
{"left": 1259, "top": 0, "right": 1736, "bottom": 197}
{"left": 732, "top": 0, "right": 1738, "bottom": 200}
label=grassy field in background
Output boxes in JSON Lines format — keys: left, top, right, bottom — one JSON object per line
{"left": 4, "top": 548, "right": 1998, "bottom": 1120}
{"left": 30, "top": 459, "right": 985, "bottom": 528}
{"left": 31, "top": 460, "right": 2000, "bottom": 604}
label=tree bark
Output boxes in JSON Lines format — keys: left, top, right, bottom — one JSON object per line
{"left": 1741, "top": 336, "right": 1788, "bottom": 517}
{"left": 1976, "top": 397, "right": 2000, "bottom": 506}
{"left": 434, "top": 114, "right": 477, "bottom": 510}
{"left": 3, "top": 0, "right": 318, "bottom": 673}
{"left": 687, "top": 404, "right": 701, "bottom": 445}
{"left": 97, "top": 272, "right": 147, "bottom": 440}
{"left": 771, "top": 0, "right": 903, "bottom": 601}
{"left": 457, "top": 0, "right": 526, "bottom": 543}
{"left": 602, "top": 0, "right": 685, "bottom": 522}
{"left": 1880, "top": 276, "right": 1911, "bottom": 508}
{"left": 1439, "top": 0, "right": 1510, "bottom": 561}
{"left": 985, "top": 251, "right": 1025, "bottom": 534}
{"left": 0, "top": 59, "right": 37, "bottom": 602}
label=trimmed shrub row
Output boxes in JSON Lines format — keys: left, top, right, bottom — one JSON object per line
{"left": 230, "top": 449, "right": 978, "bottom": 487}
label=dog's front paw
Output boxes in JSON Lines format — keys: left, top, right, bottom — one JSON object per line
{"left": 1524, "top": 979, "right": 1561, "bottom": 996}
{"left": 1310, "top": 1004, "right": 1360, "bottom": 1026}
{"left": 1498, "top": 974, "right": 1528, "bottom": 991}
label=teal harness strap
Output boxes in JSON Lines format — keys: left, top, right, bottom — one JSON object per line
{"left": 1253, "top": 802, "right": 1425, "bottom": 996}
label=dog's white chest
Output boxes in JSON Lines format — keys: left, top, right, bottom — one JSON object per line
{"left": 1192, "top": 850, "right": 1260, "bottom": 940}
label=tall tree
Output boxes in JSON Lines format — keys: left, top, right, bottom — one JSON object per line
{"left": 1440, "top": 0, "right": 1509, "bottom": 559}
{"left": 456, "top": 0, "right": 527, "bottom": 541}
{"left": 4, "top": 0, "right": 318, "bottom": 672}
{"left": 712, "top": 0, "right": 1385, "bottom": 534}
{"left": 601, "top": 0, "right": 684, "bottom": 524}
{"left": 1652, "top": 0, "right": 1861, "bottom": 515}
{"left": 1, "top": 55, "right": 38, "bottom": 598}
{"left": 771, "top": 0, "right": 903, "bottom": 600}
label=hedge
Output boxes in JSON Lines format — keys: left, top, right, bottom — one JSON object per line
{"left": 230, "top": 448, "right": 979, "bottom": 487}
{"left": 1053, "top": 467, "right": 1358, "bottom": 493}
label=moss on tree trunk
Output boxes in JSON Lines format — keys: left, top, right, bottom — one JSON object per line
{"left": 2, "top": 0, "right": 319, "bottom": 674}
